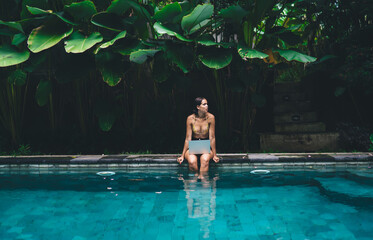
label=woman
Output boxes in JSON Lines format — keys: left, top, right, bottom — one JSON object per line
{"left": 177, "top": 97, "right": 219, "bottom": 172}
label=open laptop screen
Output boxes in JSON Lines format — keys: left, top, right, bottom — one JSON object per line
{"left": 188, "top": 140, "right": 211, "bottom": 154}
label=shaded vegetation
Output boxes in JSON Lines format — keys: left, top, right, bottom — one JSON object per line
{"left": 0, "top": 0, "right": 372, "bottom": 154}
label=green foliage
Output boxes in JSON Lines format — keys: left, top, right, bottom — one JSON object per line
{"left": 11, "top": 144, "right": 32, "bottom": 156}
{"left": 199, "top": 47, "right": 232, "bottom": 69}
{"left": 97, "top": 30, "right": 126, "bottom": 51}
{"left": 64, "top": 31, "right": 103, "bottom": 53}
{"left": 196, "top": 34, "right": 218, "bottom": 46}
{"left": 130, "top": 49, "right": 160, "bottom": 64}
{"left": 218, "top": 5, "right": 248, "bottom": 23}
{"left": 370, "top": 134, "right": 373, "bottom": 152}
{"left": 0, "top": 20, "right": 24, "bottom": 33}
{"left": 181, "top": 4, "right": 213, "bottom": 35}
{"left": 64, "top": 0, "right": 97, "bottom": 23}
{"left": 91, "top": 12, "right": 125, "bottom": 31}
{"left": 35, "top": 80, "right": 52, "bottom": 106}
{"left": 94, "top": 99, "right": 122, "bottom": 132}
{"left": 12, "top": 33, "right": 27, "bottom": 46}
{"left": 153, "top": 22, "right": 192, "bottom": 42}
{"left": 27, "top": 18, "right": 73, "bottom": 53}
{"left": 96, "top": 51, "right": 128, "bottom": 86}
{"left": 276, "top": 64, "right": 305, "bottom": 83}
{"left": 164, "top": 42, "right": 194, "bottom": 73}
{"left": 0, "top": 45, "right": 30, "bottom": 67}
{"left": 154, "top": 2, "right": 182, "bottom": 23}
{"left": 107, "top": 0, "right": 151, "bottom": 20}
{"left": 7, "top": 69, "right": 27, "bottom": 86}
{"left": 238, "top": 46, "right": 268, "bottom": 60}
{"left": 26, "top": 6, "right": 77, "bottom": 26}
{"left": 275, "top": 49, "right": 317, "bottom": 63}
{"left": 0, "top": 0, "right": 368, "bottom": 153}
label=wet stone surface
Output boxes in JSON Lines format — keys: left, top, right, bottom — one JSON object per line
{"left": 0, "top": 153, "right": 372, "bottom": 166}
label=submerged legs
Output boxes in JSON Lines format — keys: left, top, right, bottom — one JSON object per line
{"left": 185, "top": 151, "right": 213, "bottom": 175}
{"left": 185, "top": 151, "right": 198, "bottom": 172}
{"left": 199, "top": 153, "right": 213, "bottom": 173}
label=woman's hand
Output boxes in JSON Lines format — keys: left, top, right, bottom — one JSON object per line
{"left": 177, "top": 156, "right": 184, "bottom": 164}
{"left": 213, "top": 155, "right": 219, "bottom": 163}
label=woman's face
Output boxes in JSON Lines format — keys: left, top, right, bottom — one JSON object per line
{"left": 197, "top": 99, "right": 208, "bottom": 113}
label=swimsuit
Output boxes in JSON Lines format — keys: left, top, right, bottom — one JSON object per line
{"left": 189, "top": 117, "right": 210, "bottom": 152}
{"left": 192, "top": 117, "right": 209, "bottom": 139}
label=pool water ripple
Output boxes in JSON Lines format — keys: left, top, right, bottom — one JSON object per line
{"left": 0, "top": 168, "right": 372, "bottom": 239}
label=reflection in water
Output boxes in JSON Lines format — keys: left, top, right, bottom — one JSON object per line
{"left": 180, "top": 173, "right": 218, "bottom": 239}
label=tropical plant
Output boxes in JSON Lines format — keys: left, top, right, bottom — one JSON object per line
{"left": 3, "top": 0, "right": 352, "bottom": 153}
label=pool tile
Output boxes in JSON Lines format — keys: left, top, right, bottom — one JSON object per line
{"left": 1, "top": 169, "right": 373, "bottom": 239}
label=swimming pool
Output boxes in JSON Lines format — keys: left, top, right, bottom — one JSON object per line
{"left": 0, "top": 167, "right": 372, "bottom": 239}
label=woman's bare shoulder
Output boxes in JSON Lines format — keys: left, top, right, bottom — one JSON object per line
{"left": 207, "top": 113, "right": 215, "bottom": 120}
{"left": 187, "top": 114, "right": 195, "bottom": 122}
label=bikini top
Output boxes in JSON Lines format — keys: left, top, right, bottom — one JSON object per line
{"left": 192, "top": 117, "right": 209, "bottom": 136}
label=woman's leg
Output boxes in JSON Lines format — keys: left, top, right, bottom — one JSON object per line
{"left": 199, "top": 153, "right": 213, "bottom": 173}
{"left": 185, "top": 150, "right": 198, "bottom": 172}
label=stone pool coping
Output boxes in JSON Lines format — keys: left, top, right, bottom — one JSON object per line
{"left": 0, "top": 153, "right": 372, "bottom": 167}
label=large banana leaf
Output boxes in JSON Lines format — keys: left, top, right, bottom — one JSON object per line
{"left": 99, "top": 113, "right": 116, "bottom": 131}
{"left": 154, "top": 22, "right": 192, "bottom": 42}
{"left": 0, "top": 20, "right": 24, "bottom": 33}
{"left": 113, "top": 38, "right": 142, "bottom": 55}
{"left": 154, "top": 2, "right": 182, "bottom": 23}
{"left": 181, "top": 4, "right": 213, "bottom": 35}
{"left": 107, "top": 0, "right": 131, "bottom": 15}
{"left": 199, "top": 47, "right": 232, "bottom": 69}
{"left": 275, "top": 49, "right": 317, "bottom": 63}
{"left": 64, "top": 31, "right": 103, "bottom": 53}
{"left": 238, "top": 46, "right": 268, "bottom": 60}
{"left": 0, "top": 45, "right": 30, "bottom": 67}
{"left": 91, "top": 12, "right": 125, "bottom": 32}
{"left": 172, "top": 1, "right": 193, "bottom": 24}
{"left": 96, "top": 51, "right": 128, "bottom": 86}
{"left": 35, "top": 80, "right": 52, "bottom": 107}
{"left": 164, "top": 42, "right": 194, "bottom": 73}
{"left": 96, "top": 30, "right": 126, "bottom": 52}
{"left": 28, "top": 18, "right": 73, "bottom": 53}
{"left": 26, "top": 6, "right": 77, "bottom": 26}
{"left": 218, "top": 5, "right": 248, "bottom": 23}
{"left": 26, "top": 5, "right": 51, "bottom": 15}
{"left": 12, "top": 33, "right": 27, "bottom": 46}
{"left": 7, "top": 69, "right": 27, "bottom": 86}
{"left": 94, "top": 100, "right": 120, "bottom": 132}
{"left": 130, "top": 49, "right": 160, "bottom": 64}
{"left": 107, "top": 0, "right": 151, "bottom": 21}
{"left": 189, "top": 19, "right": 211, "bottom": 35}
{"left": 64, "top": 0, "right": 97, "bottom": 23}
{"left": 20, "top": 0, "right": 48, "bottom": 19}
{"left": 196, "top": 34, "right": 218, "bottom": 46}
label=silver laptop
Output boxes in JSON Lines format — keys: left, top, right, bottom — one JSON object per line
{"left": 189, "top": 140, "right": 211, "bottom": 154}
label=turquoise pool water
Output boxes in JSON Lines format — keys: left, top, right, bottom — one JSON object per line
{"left": 0, "top": 168, "right": 372, "bottom": 240}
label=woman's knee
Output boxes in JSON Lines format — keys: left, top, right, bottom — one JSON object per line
{"left": 188, "top": 155, "right": 198, "bottom": 166}
{"left": 200, "top": 155, "right": 211, "bottom": 166}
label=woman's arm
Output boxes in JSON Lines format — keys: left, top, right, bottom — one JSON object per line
{"left": 178, "top": 116, "right": 192, "bottom": 163}
{"left": 209, "top": 115, "right": 219, "bottom": 162}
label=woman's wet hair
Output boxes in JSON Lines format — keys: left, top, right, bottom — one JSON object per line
{"left": 193, "top": 97, "right": 205, "bottom": 114}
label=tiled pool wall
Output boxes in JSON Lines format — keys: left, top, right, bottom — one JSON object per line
{"left": 0, "top": 162, "right": 372, "bottom": 175}
{"left": 0, "top": 153, "right": 372, "bottom": 173}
